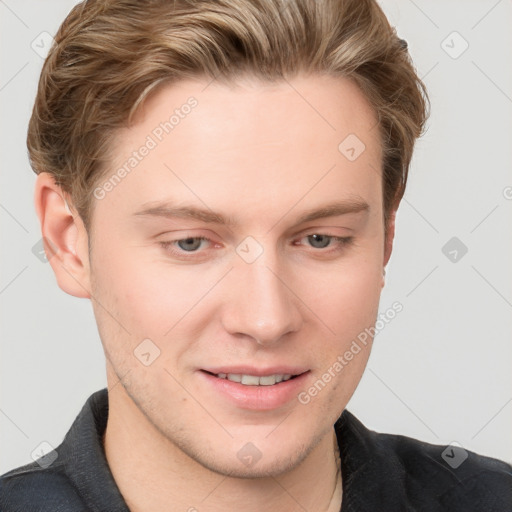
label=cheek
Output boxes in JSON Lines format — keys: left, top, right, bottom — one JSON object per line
{"left": 295, "top": 264, "right": 381, "bottom": 420}
{"left": 90, "top": 242, "right": 224, "bottom": 369}
{"left": 298, "top": 255, "right": 383, "bottom": 335}
{"left": 291, "top": 250, "right": 382, "bottom": 407}
{"left": 88, "top": 242, "right": 170, "bottom": 363}
{"left": 337, "top": 265, "right": 382, "bottom": 327}
{"left": 91, "top": 239, "right": 193, "bottom": 330}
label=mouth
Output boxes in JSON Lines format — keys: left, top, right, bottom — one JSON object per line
{"left": 201, "top": 370, "right": 303, "bottom": 386}
{"left": 199, "top": 368, "right": 311, "bottom": 410}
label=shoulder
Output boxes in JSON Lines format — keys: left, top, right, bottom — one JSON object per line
{"left": 380, "top": 429, "right": 512, "bottom": 506}
{"left": 0, "top": 389, "right": 111, "bottom": 512}
{"left": 0, "top": 460, "right": 87, "bottom": 512}
{"left": 338, "top": 410, "right": 512, "bottom": 511}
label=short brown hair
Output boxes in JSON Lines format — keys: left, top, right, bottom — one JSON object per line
{"left": 28, "top": 0, "right": 429, "bottom": 235}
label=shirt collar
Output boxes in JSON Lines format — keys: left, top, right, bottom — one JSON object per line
{"left": 58, "top": 389, "right": 130, "bottom": 512}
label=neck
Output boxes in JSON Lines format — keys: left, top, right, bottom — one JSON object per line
{"left": 103, "top": 382, "right": 343, "bottom": 512}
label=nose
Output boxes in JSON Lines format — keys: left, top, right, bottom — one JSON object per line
{"left": 221, "top": 252, "right": 303, "bottom": 346}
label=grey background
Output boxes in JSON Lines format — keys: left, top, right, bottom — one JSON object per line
{"left": 1, "top": 0, "right": 511, "bottom": 473}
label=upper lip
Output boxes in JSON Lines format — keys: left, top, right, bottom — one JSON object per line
{"left": 201, "top": 366, "right": 309, "bottom": 377}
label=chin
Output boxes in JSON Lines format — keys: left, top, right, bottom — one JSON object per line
{"left": 189, "top": 444, "right": 311, "bottom": 479}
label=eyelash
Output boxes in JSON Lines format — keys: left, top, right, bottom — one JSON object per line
{"left": 159, "top": 234, "right": 354, "bottom": 259}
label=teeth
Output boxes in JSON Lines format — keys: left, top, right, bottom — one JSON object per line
{"left": 216, "top": 373, "right": 294, "bottom": 385}
{"left": 259, "top": 375, "right": 277, "bottom": 385}
{"left": 241, "top": 375, "right": 260, "bottom": 385}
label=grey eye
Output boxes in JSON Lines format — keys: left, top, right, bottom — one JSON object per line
{"left": 307, "top": 234, "right": 332, "bottom": 249}
{"left": 177, "top": 238, "right": 203, "bottom": 251}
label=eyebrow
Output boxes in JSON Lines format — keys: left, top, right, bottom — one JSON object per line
{"left": 132, "top": 197, "right": 370, "bottom": 227}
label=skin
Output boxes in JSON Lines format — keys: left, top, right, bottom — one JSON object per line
{"left": 34, "top": 74, "right": 396, "bottom": 512}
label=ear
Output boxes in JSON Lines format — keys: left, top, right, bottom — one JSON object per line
{"left": 382, "top": 209, "right": 397, "bottom": 288}
{"left": 33, "top": 172, "right": 92, "bottom": 298}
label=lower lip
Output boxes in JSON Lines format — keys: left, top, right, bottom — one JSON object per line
{"left": 198, "top": 370, "right": 310, "bottom": 411}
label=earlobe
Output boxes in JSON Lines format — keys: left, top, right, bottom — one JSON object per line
{"left": 34, "top": 172, "right": 92, "bottom": 299}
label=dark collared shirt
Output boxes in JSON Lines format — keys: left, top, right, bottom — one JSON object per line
{"left": 1, "top": 388, "right": 511, "bottom": 511}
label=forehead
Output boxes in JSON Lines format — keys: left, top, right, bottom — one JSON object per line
{"left": 129, "top": 74, "right": 380, "bottom": 155}
{"left": 95, "top": 74, "right": 383, "bottom": 226}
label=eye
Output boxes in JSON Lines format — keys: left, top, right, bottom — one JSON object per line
{"left": 176, "top": 237, "right": 206, "bottom": 252}
{"left": 307, "top": 234, "right": 332, "bottom": 249}
{"left": 300, "top": 234, "right": 353, "bottom": 250}
{"left": 160, "top": 236, "right": 211, "bottom": 256}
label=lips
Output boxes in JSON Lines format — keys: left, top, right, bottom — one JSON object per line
{"left": 198, "top": 368, "right": 311, "bottom": 410}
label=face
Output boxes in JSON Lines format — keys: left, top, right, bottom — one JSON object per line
{"left": 83, "top": 74, "right": 388, "bottom": 477}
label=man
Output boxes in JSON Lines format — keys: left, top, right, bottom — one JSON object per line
{"left": 1, "top": 0, "right": 511, "bottom": 510}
